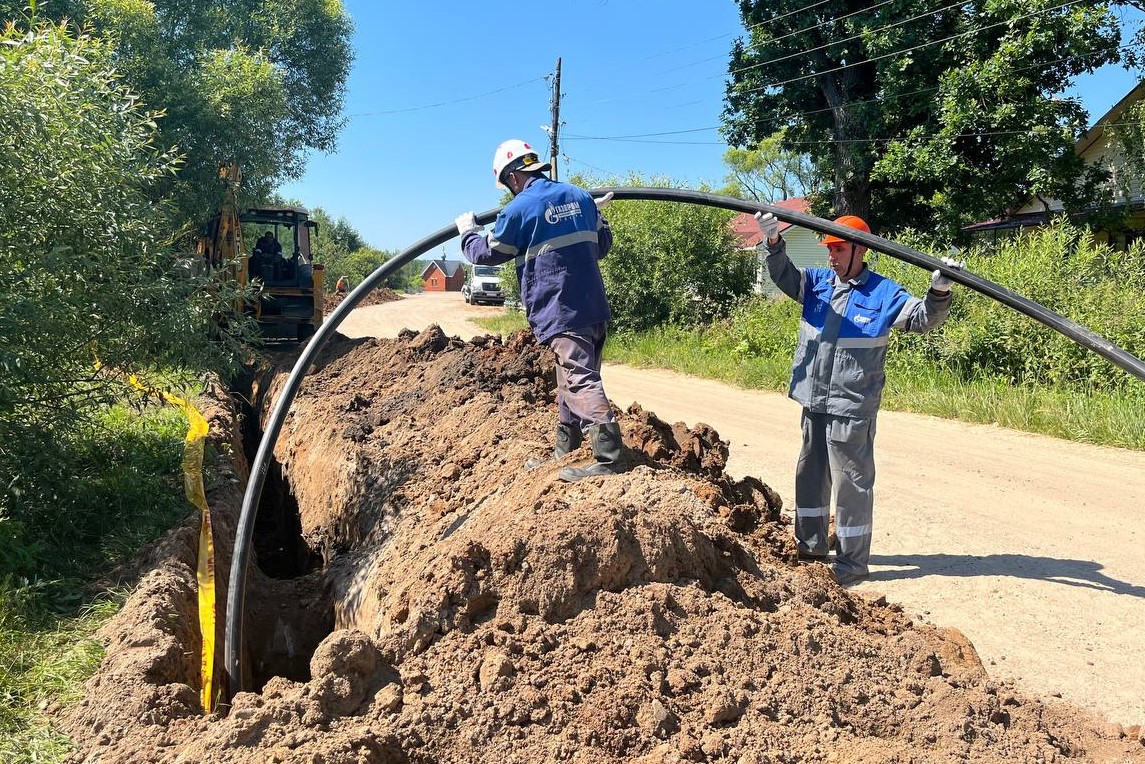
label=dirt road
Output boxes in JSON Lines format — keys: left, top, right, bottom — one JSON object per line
{"left": 338, "top": 291, "right": 1145, "bottom": 726}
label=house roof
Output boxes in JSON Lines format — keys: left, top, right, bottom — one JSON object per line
{"left": 961, "top": 211, "right": 1053, "bottom": 233}
{"left": 729, "top": 197, "right": 812, "bottom": 248}
{"left": 420, "top": 259, "right": 464, "bottom": 279}
{"left": 1077, "top": 79, "right": 1145, "bottom": 157}
{"left": 964, "top": 80, "right": 1145, "bottom": 230}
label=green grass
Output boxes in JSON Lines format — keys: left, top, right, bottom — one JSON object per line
{"left": 1, "top": 399, "right": 192, "bottom": 763}
{"left": 472, "top": 312, "right": 528, "bottom": 337}
{"left": 0, "top": 585, "right": 120, "bottom": 763}
{"left": 479, "top": 311, "right": 1145, "bottom": 451}
{"left": 880, "top": 364, "right": 1145, "bottom": 448}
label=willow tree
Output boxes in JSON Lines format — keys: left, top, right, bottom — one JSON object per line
{"left": 4, "top": 0, "right": 354, "bottom": 225}
{"left": 723, "top": 0, "right": 1123, "bottom": 235}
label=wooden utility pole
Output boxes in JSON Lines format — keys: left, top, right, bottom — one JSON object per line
{"left": 549, "top": 57, "right": 562, "bottom": 181}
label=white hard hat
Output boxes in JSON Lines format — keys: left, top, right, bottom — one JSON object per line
{"left": 492, "top": 139, "right": 551, "bottom": 189}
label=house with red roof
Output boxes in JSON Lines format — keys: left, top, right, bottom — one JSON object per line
{"left": 728, "top": 197, "right": 827, "bottom": 294}
{"left": 420, "top": 258, "right": 465, "bottom": 292}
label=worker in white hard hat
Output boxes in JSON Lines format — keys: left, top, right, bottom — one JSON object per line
{"left": 455, "top": 139, "right": 621, "bottom": 483}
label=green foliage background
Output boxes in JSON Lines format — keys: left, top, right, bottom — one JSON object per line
{"left": 706, "top": 221, "right": 1145, "bottom": 393}
{"left": 724, "top": 0, "right": 1123, "bottom": 237}
{"left": 0, "top": 23, "right": 247, "bottom": 509}
{"left": 505, "top": 174, "right": 759, "bottom": 333}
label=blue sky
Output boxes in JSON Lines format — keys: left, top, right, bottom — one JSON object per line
{"left": 279, "top": 0, "right": 1145, "bottom": 255}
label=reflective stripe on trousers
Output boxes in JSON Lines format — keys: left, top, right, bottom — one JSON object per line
{"left": 548, "top": 323, "right": 615, "bottom": 431}
{"left": 794, "top": 409, "right": 877, "bottom": 576}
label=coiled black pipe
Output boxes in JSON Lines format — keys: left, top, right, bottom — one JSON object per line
{"left": 223, "top": 187, "right": 1145, "bottom": 700}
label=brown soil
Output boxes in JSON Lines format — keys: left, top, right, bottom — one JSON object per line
{"left": 58, "top": 328, "right": 1145, "bottom": 763}
{"left": 326, "top": 286, "right": 404, "bottom": 311}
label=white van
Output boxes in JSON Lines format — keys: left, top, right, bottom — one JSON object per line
{"left": 463, "top": 264, "right": 505, "bottom": 305}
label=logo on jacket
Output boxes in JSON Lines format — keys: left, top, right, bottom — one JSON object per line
{"left": 852, "top": 314, "right": 873, "bottom": 325}
{"left": 544, "top": 201, "right": 582, "bottom": 225}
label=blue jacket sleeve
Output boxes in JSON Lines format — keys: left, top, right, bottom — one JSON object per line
{"left": 597, "top": 213, "right": 613, "bottom": 259}
{"left": 462, "top": 209, "right": 519, "bottom": 266}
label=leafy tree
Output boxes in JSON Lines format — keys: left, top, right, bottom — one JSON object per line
{"left": 15, "top": 0, "right": 354, "bottom": 226}
{"left": 571, "top": 174, "right": 756, "bottom": 332}
{"left": 724, "top": 0, "right": 1123, "bottom": 236}
{"left": 720, "top": 130, "right": 819, "bottom": 202}
{"left": 308, "top": 206, "right": 362, "bottom": 263}
{"left": 0, "top": 23, "right": 249, "bottom": 519}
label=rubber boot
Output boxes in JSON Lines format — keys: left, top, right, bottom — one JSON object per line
{"left": 559, "top": 422, "right": 623, "bottom": 482}
{"left": 525, "top": 423, "right": 581, "bottom": 470}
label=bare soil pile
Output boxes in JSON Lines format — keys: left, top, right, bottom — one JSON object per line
{"left": 60, "top": 328, "right": 1145, "bottom": 763}
{"left": 325, "top": 286, "right": 403, "bottom": 312}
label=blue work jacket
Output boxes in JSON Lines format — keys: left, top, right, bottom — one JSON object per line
{"left": 462, "top": 177, "right": 612, "bottom": 343}
{"left": 766, "top": 236, "right": 951, "bottom": 418}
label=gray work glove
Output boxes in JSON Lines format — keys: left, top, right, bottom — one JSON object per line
{"left": 455, "top": 211, "right": 482, "bottom": 236}
{"left": 930, "top": 256, "right": 964, "bottom": 292}
{"left": 594, "top": 191, "right": 614, "bottom": 210}
{"left": 754, "top": 211, "right": 779, "bottom": 242}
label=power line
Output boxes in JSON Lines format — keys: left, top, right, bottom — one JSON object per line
{"left": 765, "top": 40, "right": 1143, "bottom": 123}
{"left": 563, "top": 154, "right": 620, "bottom": 178}
{"left": 737, "top": 0, "right": 1090, "bottom": 95}
{"left": 580, "top": 0, "right": 900, "bottom": 106}
{"left": 728, "top": 0, "right": 969, "bottom": 80}
{"left": 566, "top": 118, "right": 1145, "bottom": 149}
{"left": 561, "top": 41, "right": 1141, "bottom": 144}
{"left": 641, "top": 0, "right": 832, "bottom": 62}
{"left": 575, "top": 0, "right": 1101, "bottom": 117}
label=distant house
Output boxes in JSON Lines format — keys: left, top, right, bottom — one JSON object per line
{"left": 420, "top": 259, "right": 465, "bottom": 292}
{"left": 964, "top": 80, "right": 1145, "bottom": 249}
{"left": 729, "top": 197, "right": 826, "bottom": 296}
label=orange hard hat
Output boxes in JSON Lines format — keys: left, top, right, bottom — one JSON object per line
{"left": 822, "top": 215, "right": 870, "bottom": 245}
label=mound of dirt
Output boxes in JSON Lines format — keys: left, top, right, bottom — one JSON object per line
{"left": 59, "top": 327, "right": 1145, "bottom": 763}
{"left": 326, "top": 286, "right": 403, "bottom": 311}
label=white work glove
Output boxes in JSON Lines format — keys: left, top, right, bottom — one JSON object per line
{"left": 594, "top": 191, "right": 614, "bottom": 210}
{"left": 754, "top": 211, "right": 779, "bottom": 242}
{"left": 930, "top": 256, "right": 965, "bottom": 292}
{"left": 454, "top": 211, "right": 482, "bottom": 236}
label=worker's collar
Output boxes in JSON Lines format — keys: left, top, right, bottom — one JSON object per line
{"left": 510, "top": 174, "right": 546, "bottom": 196}
{"left": 834, "top": 264, "right": 870, "bottom": 288}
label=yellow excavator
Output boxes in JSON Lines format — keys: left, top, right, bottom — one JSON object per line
{"left": 197, "top": 165, "right": 325, "bottom": 341}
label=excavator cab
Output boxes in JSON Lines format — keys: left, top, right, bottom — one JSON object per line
{"left": 237, "top": 206, "right": 325, "bottom": 340}
{"left": 195, "top": 166, "right": 325, "bottom": 342}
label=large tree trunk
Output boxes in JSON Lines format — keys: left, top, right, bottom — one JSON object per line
{"left": 822, "top": 73, "right": 873, "bottom": 223}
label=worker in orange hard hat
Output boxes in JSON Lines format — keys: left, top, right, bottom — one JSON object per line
{"left": 820, "top": 215, "right": 871, "bottom": 281}
{"left": 754, "top": 210, "right": 964, "bottom": 587}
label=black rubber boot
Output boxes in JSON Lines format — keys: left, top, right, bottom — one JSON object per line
{"left": 558, "top": 422, "right": 623, "bottom": 482}
{"left": 525, "top": 423, "right": 582, "bottom": 470}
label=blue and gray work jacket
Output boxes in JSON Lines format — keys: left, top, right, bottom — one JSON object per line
{"left": 765, "top": 237, "right": 951, "bottom": 419}
{"left": 462, "top": 176, "right": 612, "bottom": 344}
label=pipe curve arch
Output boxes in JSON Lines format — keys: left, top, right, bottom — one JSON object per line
{"left": 224, "top": 187, "right": 1145, "bottom": 699}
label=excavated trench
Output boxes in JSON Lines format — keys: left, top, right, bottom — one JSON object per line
{"left": 57, "top": 327, "right": 1145, "bottom": 764}
{"left": 239, "top": 403, "right": 321, "bottom": 581}
{"left": 235, "top": 383, "right": 334, "bottom": 689}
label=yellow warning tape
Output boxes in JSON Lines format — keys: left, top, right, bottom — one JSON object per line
{"left": 127, "top": 375, "right": 217, "bottom": 714}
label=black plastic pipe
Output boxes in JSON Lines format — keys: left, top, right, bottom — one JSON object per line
{"left": 223, "top": 188, "right": 1145, "bottom": 700}
{"left": 595, "top": 187, "right": 1145, "bottom": 383}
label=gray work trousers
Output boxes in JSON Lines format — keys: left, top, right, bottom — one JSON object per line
{"left": 548, "top": 323, "right": 615, "bottom": 432}
{"left": 794, "top": 409, "right": 877, "bottom": 576}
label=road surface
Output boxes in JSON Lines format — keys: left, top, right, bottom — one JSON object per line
{"left": 338, "top": 291, "right": 1145, "bottom": 726}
